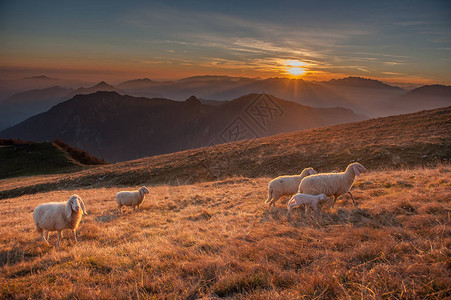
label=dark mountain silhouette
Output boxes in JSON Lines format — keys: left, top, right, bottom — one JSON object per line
{"left": 0, "top": 86, "right": 72, "bottom": 131}
{"left": 0, "top": 91, "right": 366, "bottom": 162}
{"left": 386, "top": 85, "right": 451, "bottom": 115}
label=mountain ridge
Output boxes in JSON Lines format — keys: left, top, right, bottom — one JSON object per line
{"left": 0, "top": 91, "right": 366, "bottom": 162}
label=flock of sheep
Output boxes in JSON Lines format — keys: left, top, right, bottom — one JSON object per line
{"left": 32, "top": 162, "right": 366, "bottom": 246}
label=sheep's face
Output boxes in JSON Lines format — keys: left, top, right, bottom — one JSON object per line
{"left": 352, "top": 163, "right": 367, "bottom": 176}
{"left": 318, "top": 194, "right": 329, "bottom": 202}
{"left": 140, "top": 187, "right": 149, "bottom": 195}
{"left": 65, "top": 195, "right": 87, "bottom": 218}
{"left": 66, "top": 195, "right": 80, "bottom": 218}
{"left": 302, "top": 168, "right": 317, "bottom": 176}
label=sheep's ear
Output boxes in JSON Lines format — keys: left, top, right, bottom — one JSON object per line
{"left": 65, "top": 201, "right": 72, "bottom": 219}
{"left": 353, "top": 165, "right": 361, "bottom": 176}
{"left": 309, "top": 169, "right": 316, "bottom": 175}
{"left": 79, "top": 197, "right": 87, "bottom": 215}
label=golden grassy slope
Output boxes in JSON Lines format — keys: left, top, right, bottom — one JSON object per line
{"left": 1, "top": 165, "right": 450, "bottom": 299}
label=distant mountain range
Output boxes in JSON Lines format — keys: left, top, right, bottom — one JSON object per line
{"left": 0, "top": 75, "right": 449, "bottom": 131}
{"left": 0, "top": 91, "right": 366, "bottom": 162}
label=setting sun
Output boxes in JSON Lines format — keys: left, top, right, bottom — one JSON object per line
{"left": 284, "top": 60, "right": 307, "bottom": 77}
{"left": 287, "top": 67, "right": 306, "bottom": 76}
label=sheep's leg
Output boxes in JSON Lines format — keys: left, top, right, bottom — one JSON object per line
{"left": 304, "top": 204, "right": 309, "bottom": 214}
{"left": 56, "top": 231, "right": 62, "bottom": 247}
{"left": 73, "top": 230, "right": 78, "bottom": 243}
{"left": 38, "top": 228, "right": 50, "bottom": 245}
{"left": 312, "top": 204, "right": 319, "bottom": 215}
{"left": 332, "top": 195, "right": 338, "bottom": 208}
{"left": 348, "top": 191, "right": 357, "bottom": 207}
{"left": 118, "top": 205, "right": 123, "bottom": 214}
{"left": 44, "top": 230, "right": 49, "bottom": 242}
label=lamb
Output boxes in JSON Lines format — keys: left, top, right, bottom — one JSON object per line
{"left": 298, "top": 162, "right": 366, "bottom": 208}
{"left": 287, "top": 193, "right": 329, "bottom": 218}
{"left": 265, "top": 167, "right": 317, "bottom": 209}
{"left": 116, "top": 186, "right": 149, "bottom": 213}
{"left": 33, "top": 194, "right": 87, "bottom": 247}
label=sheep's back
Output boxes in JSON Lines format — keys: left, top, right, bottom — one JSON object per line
{"left": 270, "top": 175, "right": 301, "bottom": 193}
{"left": 33, "top": 203, "right": 66, "bottom": 231}
{"left": 116, "top": 191, "right": 139, "bottom": 206}
{"left": 300, "top": 174, "right": 345, "bottom": 196}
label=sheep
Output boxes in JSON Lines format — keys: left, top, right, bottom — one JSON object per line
{"left": 298, "top": 162, "right": 366, "bottom": 208}
{"left": 33, "top": 195, "right": 87, "bottom": 247}
{"left": 116, "top": 186, "right": 149, "bottom": 213}
{"left": 265, "top": 167, "right": 317, "bottom": 209}
{"left": 287, "top": 193, "right": 329, "bottom": 218}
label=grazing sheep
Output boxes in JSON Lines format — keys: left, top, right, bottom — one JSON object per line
{"left": 265, "top": 167, "right": 317, "bottom": 209}
{"left": 33, "top": 195, "right": 87, "bottom": 247}
{"left": 298, "top": 162, "right": 366, "bottom": 208}
{"left": 287, "top": 193, "right": 329, "bottom": 218}
{"left": 116, "top": 186, "right": 149, "bottom": 213}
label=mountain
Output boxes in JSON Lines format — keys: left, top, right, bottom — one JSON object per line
{"left": 326, "top": 76, "right": 404, "bottom": 91}
{"left": 69, "top": 81, "right": 123, "bottom": 96}
{"left": 117, "top": 78, "right": 159, "bottom": 90}
{"left": 0, "top": 82, "right": 126, "bottom": 130}
{"left": 1, "top": 105, "right": 448, "bottom": 196}
{"left": 320, "top": 77, "right": 407, "bottom": 116}
{"left": 0, "top": 86, "right": 73, "bottom": 131}
{"left": 385, "top": 85, "right": 451, "bottom": 115}
{"left": 0, "top": 76, "right": 91, "bottom": 101}
{"left": 118, "top": 76, "right": 352, "bottom": 109}
{"left": 0, "top": 91, "right": 366, "bottom": 162}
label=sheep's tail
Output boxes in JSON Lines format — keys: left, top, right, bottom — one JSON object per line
{"left": 265, "top": 187, "right": 273, "bottom": 204}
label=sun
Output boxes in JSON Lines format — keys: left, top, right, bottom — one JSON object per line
{"left": 284, "top": 60, "right": 307, "bottom": 77}
{"left": 287, "top": 67, "right": 306, "bottom": 76}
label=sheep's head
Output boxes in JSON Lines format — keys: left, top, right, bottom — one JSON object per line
{"left": 351, "top": 162, "right": 367, "bottom": 176}
{"left": 301, "top": 167, "right": 317, "bottom": 177}
{"left": 318, "top": 194, "right": 329, "bottom": 203}
{"left": 139, "top": 186, "right": 150, "bottom": 197}
{"left": 65, "top": 195, "right": 87, "bottom": 218}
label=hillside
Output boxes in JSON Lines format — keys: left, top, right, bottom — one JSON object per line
{"left": 0, "top": 139, "right": 105, "bottom": 179}
{"left": 1, "top": 106, "right": 449, "bottom": 199}
{"left": 0, "top": 106, "right": 449, "bottom": 298}
{"left": 0, "top": 164, "right": 449, "bottom": 298}
{"left": 0, "top": 92, "right": 366, "bottom": 162}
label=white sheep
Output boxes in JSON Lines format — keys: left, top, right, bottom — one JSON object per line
{"left": 287, "top": 193, "right": 329, "bottom": 218}
{"left": 33, "top": 195, "right": 87, "bottom": 247}
{"left": 116, "top": 186, "right": 149, "bottom": 213}
{"left": 265, "top": 167, "right": 317, "bottom": 209}
{"left": 298, "top": 162, "right": 367, "bottom": 208}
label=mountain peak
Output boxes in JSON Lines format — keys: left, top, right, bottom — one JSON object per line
{"left": 23, "top": 75, "right": 57, "bottom": 80}
{"left": 328, "top": 76, "right": 403, "bottom": 90}
{"left": 94, "top": 81, "right": 114, "bottom": 88}
{"left": 185, "top": 95, "right": 201, "bottom": 105}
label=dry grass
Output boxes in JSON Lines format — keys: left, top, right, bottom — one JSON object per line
{"left": 1, "top": 165, "right": 450, "bottom": 299}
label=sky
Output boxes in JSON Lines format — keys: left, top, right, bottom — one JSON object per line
{"left": 0, "top": 0, "right": 450, "bottom": 84}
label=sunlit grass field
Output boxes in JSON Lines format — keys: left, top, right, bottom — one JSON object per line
{"left": 1, "top": 165, "right": 450, "bottom": 299}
